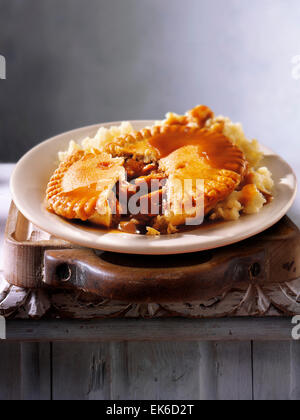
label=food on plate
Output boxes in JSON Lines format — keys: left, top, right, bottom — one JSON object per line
{"left": 46, "top": 151, "right": 125, "bottom": 227}
{"left": 46, "top": 105, "right": 274, "bottom": 234}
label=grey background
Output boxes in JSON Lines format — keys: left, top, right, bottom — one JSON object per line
{"left": 0, "top": 0, "right": 299, "bottom": 163}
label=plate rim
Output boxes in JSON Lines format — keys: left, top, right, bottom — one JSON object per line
{"left": 10, "top": 120, "right": 298, "bottom": 255}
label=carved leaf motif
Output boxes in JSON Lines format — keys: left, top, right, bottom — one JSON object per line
{"left": 0, "top": 275, "right": 50, "bottom": 319}
{"left": 284, "top": 278, "right": 300, "bottom": 301}
{"left": 124, "top": 303, "right": 163, "bottom": 318}
{"left": 160, "top": 291, "right": 241, "bottom": 318}
{"left": 0, "top": 276, "right": 29, "bottom": 317}
{"left": 264, "top": 282, "right": 300, "bottom": 315}
{"left": 25, "top": 290, "right": 52, "bottom": 319}
{"left": 0, "top": 276, "right": 11, "bottom": 302}
{"left": 51, "top": 291, "right": 132, "bottom": 319}
{"left": 1, "top": 274, "right": 300, "bottom": 319}
{"left": 160, "top": 282, "right": 300, "bottom": 318}
{"left": 234, "top": 285, "right": 271, "bottom": 316}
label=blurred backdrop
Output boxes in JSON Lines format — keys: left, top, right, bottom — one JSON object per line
{"left": 0, "top": 0, "right": 299, "bottom": 163}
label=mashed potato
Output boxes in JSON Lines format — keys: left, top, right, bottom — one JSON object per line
{"left": 252, "top": 167, "right": 274, "bottom": 195}
{"left": 58, "top": 122, "right": 134, "bottom": 162}
{"left": 210, "top": 185, "right": 267, "bottom": 221}
{"left": 208, "top": 116, "right": 263, "bottom": 168}
{"left": 209, "top": 167, "right": 273, "bottom": 221}
{"left": 58, "top": 111, "right": 274, "bottom": 224}
{"left": 206, "top": 116, "right": 273, "bottom": 221}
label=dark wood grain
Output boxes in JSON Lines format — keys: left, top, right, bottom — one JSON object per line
{"left": 20, "top": 343, "right": 51, "bottom": 400}
{"left": 0, "top": 342, "right": 51, "bottom": 400}
{"left": 41, "top": 216, "right": 300, "bottom": 301}
{"left": 52, "top": 343, "right": 111, "bottom": 400}
{"left": 4, "top": 203, "right": 300, "bottom": 304}
{"left": 0, "top": 343, "right": 22, "bottom": 400}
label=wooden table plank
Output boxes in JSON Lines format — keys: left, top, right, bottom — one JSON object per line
{"left": 3, "top": 317, "right": 298, "bottom": 342}
{"left": 112, "top": 342, "right": 202, "bottom": 400}
{"left": 253, "top": 341, "right": 300, "bottom": 400}
{"left": 290, "top": 341, "right": 300, "bottom": 400}
{"left": 0, "top": 342, "right": 51, "bottom": 400}
{"left": 20, "top": 343, "right": 51, "bottom": 400}
{"left": 0, "top": 343, "right": 22, "bottom": 400}
{"left": 111, "top": 342, "right": 252, "bottom": 400}
{"left": 52, "top": 343, "right": 111, "bottom": 400}
{"left": 50, "top": 341, "right": 253, "bottom": 400}
{"left": 203, "top": 342, "right": 252, "bottom": 400}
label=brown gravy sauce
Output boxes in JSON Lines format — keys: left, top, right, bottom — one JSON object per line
{"left": 63, "top": 184, "right": 98, "bottom": 201}
{"left": 58, "top": 184, "right": 99, "bottom": 219}
{"left": 239, "top": 184, "right": 257, "bottom": 207}
{"left": 67, "top": 217, "right": 225, "bottom": 236}
{"left": 148, "top": 128, "right": 243, "bottom": 172}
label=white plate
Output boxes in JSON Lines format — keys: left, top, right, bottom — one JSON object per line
{"left": 11, "top": 121, "right": 297, "bottom": 255}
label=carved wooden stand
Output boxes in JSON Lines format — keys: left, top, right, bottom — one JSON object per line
{"left": 1, "top": 202, "right": 300, "bottom": 319}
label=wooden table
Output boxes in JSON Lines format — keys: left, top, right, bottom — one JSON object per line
{"left": 0, "top": 164, "right": 300, "bottom": 400}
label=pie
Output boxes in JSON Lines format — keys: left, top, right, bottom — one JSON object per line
{"left": 46, "top": 105, "right": 273, "bottom": 235}
{"left": 46, "top": 151, "right": 125, "bottom": 227}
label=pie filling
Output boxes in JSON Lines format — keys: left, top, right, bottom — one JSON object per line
{"left": 46, "top": 105, "right": 274, "bottom": 235}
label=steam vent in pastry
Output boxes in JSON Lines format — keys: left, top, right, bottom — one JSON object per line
{"left": 46, "top": 105, "right": 274, "bottom": 235}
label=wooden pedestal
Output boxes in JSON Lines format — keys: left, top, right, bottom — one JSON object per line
{"left": 1, "top": 202, "right": 300, "bottom": 319}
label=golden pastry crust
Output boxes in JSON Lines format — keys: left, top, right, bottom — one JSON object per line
{"left": 100, "top": 129, "right": 159, "bottom": 163}
{"left": 148, "top": 125, "right": 247, "bottom": 174}
{"left": 47, "top": 104, "right": 270, "bottom": 234}
{"left": 46, "top": 151, "right": 125, "bottom": 227}
{"left": 155, "top": 125, "right": 246, "bottom": 227}
{"left": 160, "top": 145, "right": 242, "bottom": 222}
{"left": 97, "top": 122, "right": 246, "bottom": 229}
{"left": 99, "top": 106, "right": 215, "bottom": 163}
{"left": 47, "top": 117, "right": 246, "bottom": 230}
